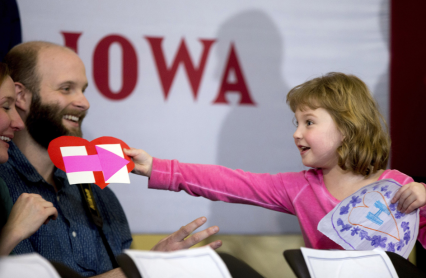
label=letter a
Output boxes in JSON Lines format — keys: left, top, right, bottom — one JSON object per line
{"left": 145, "top": 37, "right": 215, "bottom": 100}
{"left": 213, "top": 43, "right": 255, "bottom": 105}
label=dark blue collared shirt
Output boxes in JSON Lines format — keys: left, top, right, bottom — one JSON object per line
{"left": 0, "top": 142, "right": 132, "bottom": 276}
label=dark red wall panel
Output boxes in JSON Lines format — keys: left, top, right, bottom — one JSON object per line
{"left": 390, "top": 0, "right": 426, "bottom": 176}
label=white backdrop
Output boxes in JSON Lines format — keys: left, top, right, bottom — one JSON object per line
{"left": 17, "top": 0, "right": 390, "bottom": 234}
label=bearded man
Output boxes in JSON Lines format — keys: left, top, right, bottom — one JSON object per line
{"left": 0, "top": 41, "right": 221, "bottom": 277}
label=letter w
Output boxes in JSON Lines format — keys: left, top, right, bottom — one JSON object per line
{"left": 145, "top": 37, "right": 215, "bottom": 100}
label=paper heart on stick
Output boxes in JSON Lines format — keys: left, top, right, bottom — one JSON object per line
{"left": 348, "top": 191, "right": 400, "bottom": 241}
{"left": 48, "top": 136, "right": 135, "bottom": 189}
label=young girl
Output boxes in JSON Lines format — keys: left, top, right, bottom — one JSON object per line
{"left": 124, "top": 72, "right": 426, "bottom": 250}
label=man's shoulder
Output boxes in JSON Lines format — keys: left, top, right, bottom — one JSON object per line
{"left": 0, "top": 144, "right": 46, "bottom": 198}
{"left": 1, "top": 142, "right": 39, "bottom": 177}
{"left": 0, "top": 159, "right": 13, "bottom": 171}
{"left": 0, "top": 160, "right": 33, "bottom": 200}
{"left": 0, "top": 154, "right": 42, "bottom": 186}
{"left": 0, "top": 159, "right": 23, "bottom": 182}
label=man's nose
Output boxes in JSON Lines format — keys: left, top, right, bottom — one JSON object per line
{"left": 73, "top": 92, "right": 90, "bottom": 111}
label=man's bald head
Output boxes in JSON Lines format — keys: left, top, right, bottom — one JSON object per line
{"left": 4, "top": 41, "right": 74, "bottom": 96}
{"left": 5, "top": 41, "right": 89, "bottom": 148}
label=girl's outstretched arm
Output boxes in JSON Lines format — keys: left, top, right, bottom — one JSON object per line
{"left": 123, "top": 148, "right": 153, "bottom": 177}
{"left": 124, "top": 147, "right": 294, "bottom": 214}
{"left": 391, "top": 182, "right": 426, "bottom": 214}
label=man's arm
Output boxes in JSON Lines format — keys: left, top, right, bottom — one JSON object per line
{"left": 152, "top": 216, "right": 221, "bottom": 251}
{"left": 91, "top": 217, "right": 220, "bottom": 277}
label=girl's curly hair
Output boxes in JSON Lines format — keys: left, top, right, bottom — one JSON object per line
{"left": 287, "top": 72, "right": 389, "bottom": 176}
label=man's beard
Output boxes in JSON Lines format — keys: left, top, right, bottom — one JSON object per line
{"left": 26, "top": 94, "right": 86, "bottom": 149}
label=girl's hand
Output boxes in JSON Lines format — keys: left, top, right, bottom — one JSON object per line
{"left": 123, "top": 147, "right": 153, "bottom": 177}
{"left": 391, "top": 182, "right": 426, "bottom": 214}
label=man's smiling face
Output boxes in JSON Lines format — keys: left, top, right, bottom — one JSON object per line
{"left": 26, "top": 46, "right": 90, "bottom": 149}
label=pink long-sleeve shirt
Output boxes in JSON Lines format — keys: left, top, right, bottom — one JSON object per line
{"left": 149, "top": 158, "right": 426, "bottom": 250}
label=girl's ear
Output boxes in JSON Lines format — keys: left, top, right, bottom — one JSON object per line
{"left": 338, "top": 128, "right": 346, "bottom": 143}
{"left": 15, "top": 82, "right": 31, "bottom": 112}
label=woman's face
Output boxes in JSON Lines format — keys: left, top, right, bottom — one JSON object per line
{"left": 0, "top": 76, "right": 24, "bottom": 163}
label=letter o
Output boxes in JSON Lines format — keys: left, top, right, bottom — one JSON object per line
{"left": 93, "top": 35, "right": 138, "bottom": 100}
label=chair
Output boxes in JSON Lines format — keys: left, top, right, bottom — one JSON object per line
{"left": 385, "top": 251, "right": 426, "bottom": 278}
{"left": 49, "top": 261, "right": 85, "bottom": 278}
{"left": 283, "top": 249, "right": 310, "bottom": 278}
{"left": 117, "top": 253, "right": 142, "bottom": 278}
{"left": 283, "top": 249, "right": 426, "bottom": 278}
{"left": 117, "top": 252, "right": 264, "bottom": 278}
{"left": 217, "top": 252, "right": 264, "bottom": 278}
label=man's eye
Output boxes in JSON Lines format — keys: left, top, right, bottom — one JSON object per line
{"left": 3, "top": 106, "right": 10, "bottom": 111}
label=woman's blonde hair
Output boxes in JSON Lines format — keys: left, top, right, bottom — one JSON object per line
{"left": 286, "top": 72, "right": 390, "bottom": 176}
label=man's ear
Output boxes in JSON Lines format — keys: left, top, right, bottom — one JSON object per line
{"left": 15, "top": 82, "right": 31, "bottom": 112}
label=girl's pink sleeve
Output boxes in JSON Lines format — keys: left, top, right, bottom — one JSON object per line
{"left": 148, "top": 158, "right": 297, "bottom": 214}
{"left": 418, "top": 185, "right": 426, "bottom": 249}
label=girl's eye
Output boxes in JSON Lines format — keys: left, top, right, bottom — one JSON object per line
{"left": 292, "top": 118, "right": 298, "bottom": 127}
{"left": 306, "top": 120, "right": 313, "bottom": 126}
